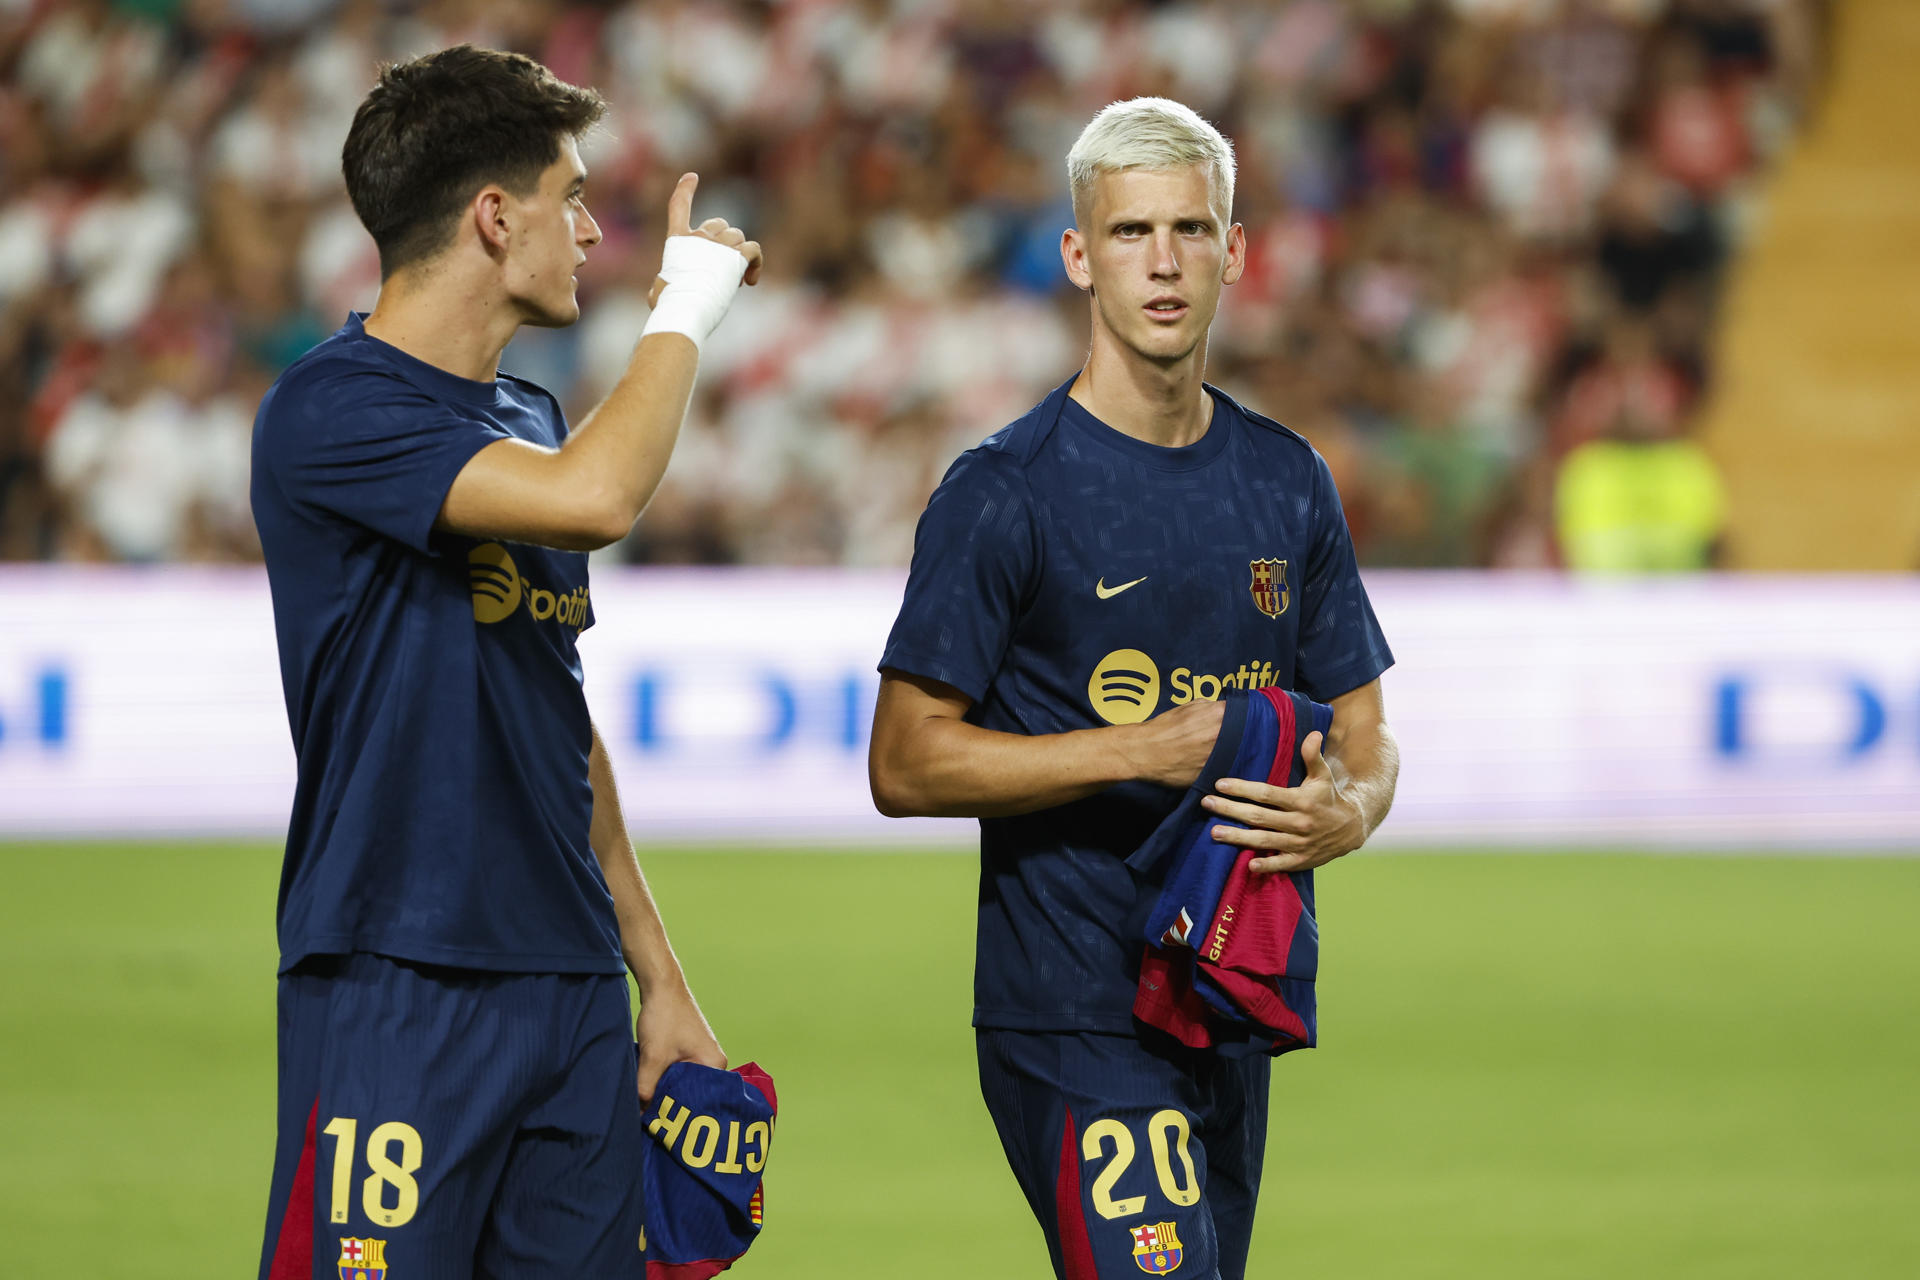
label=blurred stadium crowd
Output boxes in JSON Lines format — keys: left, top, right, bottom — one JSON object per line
{"left": 0, "top": 0, "right": 1823, "bottom": 569}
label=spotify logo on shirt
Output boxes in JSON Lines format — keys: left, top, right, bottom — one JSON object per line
{"left": 1088, "top": 649, "right": 1161, "bottom": 725}
{"left": 468, "top": 543, "right": 589, "bottom": 629}
{"left": 470, "top": 544, "right": 523, "bottom": 623}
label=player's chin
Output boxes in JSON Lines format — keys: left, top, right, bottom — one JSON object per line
{"left": 1130, "top": 323, "right": 1203, "bottom": 364}
{"left": 522, "top": 294, "right": 582, "bottom": 329}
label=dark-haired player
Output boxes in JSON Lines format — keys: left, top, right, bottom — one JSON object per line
{"left": 250, "top": 46, "right": 760, "bottom": 1279}
{"left": 870, "top": 98, "right": 1400, "bottom": 1280}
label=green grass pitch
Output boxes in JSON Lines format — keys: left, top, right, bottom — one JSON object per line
{"left": 2, "top": 844, "right": 1917, "bottom": 1278}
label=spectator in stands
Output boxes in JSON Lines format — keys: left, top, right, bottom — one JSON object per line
{"left": 0, "top": 0, "right": 1821, "bottom": 571}
{"left": 1555, "top": 407, "right": 1727, "bottom": 572}
{"left": 1553, "top": 312, "right": 1693, "bottom": 454}
{"left": 1596, "top": 148, "right": 1723, "bottom": 312}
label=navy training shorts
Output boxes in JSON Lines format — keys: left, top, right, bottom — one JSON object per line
{"left": 258, "top": 952, "right": 646, "bottom": 1280}
{"left": 977, "top": 1028, "right": 1272, "bottom": 1280}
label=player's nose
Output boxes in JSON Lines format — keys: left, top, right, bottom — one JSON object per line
{"left": 578, "top": 205, "right": 604, "bottom": 249}
{"left": 1150, "top": 228, "right": 1180, "bottom": 278}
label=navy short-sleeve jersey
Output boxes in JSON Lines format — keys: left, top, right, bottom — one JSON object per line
{"left": 251, "top": 314, "right": 621, "bottom": 976}
{"left": 880, "top": 377, "right": 1393, "bottom": 1034}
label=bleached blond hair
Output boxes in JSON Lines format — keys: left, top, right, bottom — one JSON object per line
{"left": 1066, "top": 97, "right": 1237, "bottom": 227}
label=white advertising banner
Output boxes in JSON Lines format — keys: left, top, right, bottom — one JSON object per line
{"left": 2, "top": 568, "right": 1917, "bottom": 848}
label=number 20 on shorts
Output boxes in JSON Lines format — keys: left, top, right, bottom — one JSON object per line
{"left": 321, "top": 1117, "right": 425, "bottom": 1228}
{"left": 1081, "top": 1109, "right": 1201, "bottom": 1218}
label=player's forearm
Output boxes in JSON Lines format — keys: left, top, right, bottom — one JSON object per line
{"left": 559, "top": 334, "right": 702, "bottom": 540}
{"left": 1326, "top": 717, "right": 1400, "bottom": 844}
{"left": 558, "top": 199, "right": 752, "bottom": 542}
{"left": 870, "top": 675, "right": 1222, "bottom": 819}
{"left": 871, "top": 716, "right": 1143, "bottom": 819}
{"left": 587, "top": 723, "right": 695, "bottom": 996}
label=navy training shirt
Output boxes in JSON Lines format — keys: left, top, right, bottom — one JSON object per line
{"left": 880, "top": 376, "right": 1393, "bottom": 1035}
{"left": 251, "top": 314, "right": 621, "bottom": 976}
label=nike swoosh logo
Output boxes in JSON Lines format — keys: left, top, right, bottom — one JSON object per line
{"left": 1095, "top": 576, "right": 1148, "bottom": 599}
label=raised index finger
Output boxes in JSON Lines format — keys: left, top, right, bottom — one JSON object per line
{"left": 666, "top": 172, "right": 698, "bottom": 236}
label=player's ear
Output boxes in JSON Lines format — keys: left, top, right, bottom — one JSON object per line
{"left": 473, "top": 186, "right": 512, "bottom": 257}
{"left": 1221, "top": 222, "right": 1247, "bottom": 287}
{"left": 1061, "top": 227, "right": 1093, "bottom": 292}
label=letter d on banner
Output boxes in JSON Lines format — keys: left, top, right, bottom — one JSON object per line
{"left": 1714, "top": 672, "right": 1886, "bottom": 762}
{"left": 0, "top": 667, "right": 68, "bottom": 748}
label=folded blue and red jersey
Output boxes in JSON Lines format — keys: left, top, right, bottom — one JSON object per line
{"left": 1128, "top": 687, "right": 1334, "bottom": 1056}
{"left": 640, "top": 1061, "right": 777, "bottom": 1279}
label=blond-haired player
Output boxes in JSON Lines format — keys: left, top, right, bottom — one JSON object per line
{"left": 870, "top": 98, "right": 1399, "bottom": 1279}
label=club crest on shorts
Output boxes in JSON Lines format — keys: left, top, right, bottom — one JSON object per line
{"left": 1129, "top": 1221, "right": 1184, "bottom": 1274}
{"left": 1249, "top": 559, "right": 1289, "bottom": 619}
{"left": 338, "top": 1237, "right": 388, "bottom": 1280}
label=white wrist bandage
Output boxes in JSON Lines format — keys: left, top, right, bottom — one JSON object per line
{"left": 642, "top": 235, "right": 748, "bottom": 354}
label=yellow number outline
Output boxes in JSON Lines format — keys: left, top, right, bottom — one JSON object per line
{"left": 321, "top": 1117, "right": 357, "bottom": 1225}
{"left": 320, "top": 1116, "right": 424, "bottom": 1229}
{"left": 1081, "top": 1118, "right": 1148, "bottom": 1219}
{"left": 363, "top": 1120, "right": 423, "bottom": 1227}
{"left": 1080, "top": 1110, "right": 1203, "bottom": 1219}
{"left": 1148, "top": 1109, "right": 1201, "bottom": 1207}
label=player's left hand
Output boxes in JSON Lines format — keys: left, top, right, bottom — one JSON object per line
{"left": 1200, "top": 731, "right": 1369, "bottom": 873}
{"left": 635, "top": 984, "right": 727, "bottom": 1104}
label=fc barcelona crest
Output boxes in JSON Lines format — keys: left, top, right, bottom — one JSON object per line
{"left": 1129, "top": 1221, "right": 1184, "bottom": 1274}
{"left": 339, "top": 1237, "right": 388, "bottom": 1280}
{"left": 1249, "top": 559, "right": 1289, "bottom": 619}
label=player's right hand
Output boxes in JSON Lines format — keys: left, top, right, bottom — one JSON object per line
{"left": 1123, "top": 699, "right": 1227, "bottom": 789}
{"left": 647, "top": 172, "right": 762, "bottom": 310}
{"left": 635, "top": 981, "right": 727, "bottom": 1105}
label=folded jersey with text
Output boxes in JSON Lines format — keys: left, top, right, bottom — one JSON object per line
{"left": 1129, "top": 687, "right": 1334, "bottom": 1055}
{"left": 641, "top": 1061, "right": 778, "bottom": 1280}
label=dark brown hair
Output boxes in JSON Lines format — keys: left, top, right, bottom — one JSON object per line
{"left": 342, "top": 45, "right": 606, "bottom": 278}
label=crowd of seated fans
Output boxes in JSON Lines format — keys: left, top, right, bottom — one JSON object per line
{"left": 0, "top": 0, "right": 1823, "bottom": 570}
